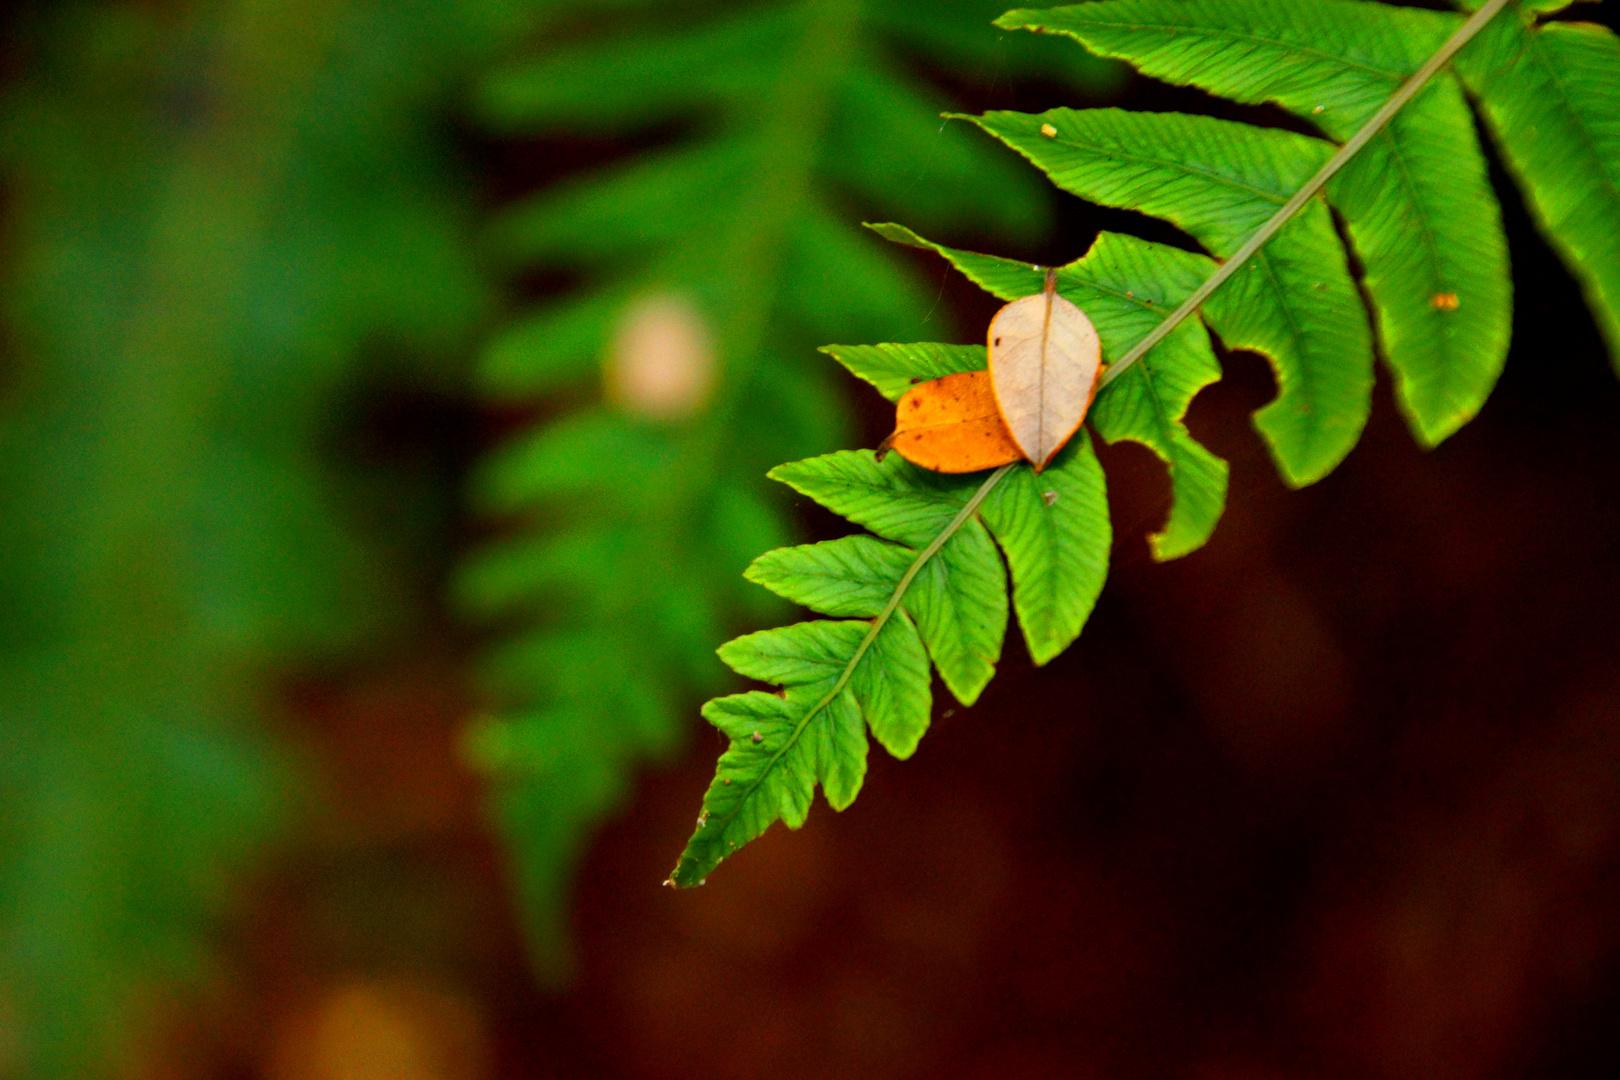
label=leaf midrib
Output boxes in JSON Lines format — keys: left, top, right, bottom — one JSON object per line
{"left": 695, "top": 465, "right": 1014, "bottom": 874}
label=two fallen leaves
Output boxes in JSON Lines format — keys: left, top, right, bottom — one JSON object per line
{"left": 883, "top": 270, "right": 1104, "bottom": 474}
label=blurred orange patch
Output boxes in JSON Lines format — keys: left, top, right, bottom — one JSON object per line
{"left": 269, "top": 979, "right": 488, "bottom": 1080}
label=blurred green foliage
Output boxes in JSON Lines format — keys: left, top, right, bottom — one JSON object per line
{"left": 0, "top": 0, "right": 521, "bottom": 1074}
{"left": 455, "top": 0, "right": 1121, "bottom": 977}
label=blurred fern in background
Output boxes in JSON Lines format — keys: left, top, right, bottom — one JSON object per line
{"left": 454, "top": 0, "right": 1122, "bottom": 974}
{"left": 0, "top": 1, "right": 520, "bottom": 1074}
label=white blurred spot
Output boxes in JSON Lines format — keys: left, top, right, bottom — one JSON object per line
{"left": 605, "top": 292, "right": 717, "bottom": 421}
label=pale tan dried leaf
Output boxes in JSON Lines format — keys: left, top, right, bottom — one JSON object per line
{"left": 986, "top": 279, "right": 1102, "bottom": 470}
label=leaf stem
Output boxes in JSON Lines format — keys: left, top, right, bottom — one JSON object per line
{"left": 1096, "top": 0, "right": 1512, "bottom": 391}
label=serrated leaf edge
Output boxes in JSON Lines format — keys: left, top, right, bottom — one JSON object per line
{"left": 670, "top": 461, "right": 1015, "bottom": 884}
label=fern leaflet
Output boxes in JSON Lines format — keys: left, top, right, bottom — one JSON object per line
{"left": 1454, "top": 0, "right": 1620, "bottom": 364}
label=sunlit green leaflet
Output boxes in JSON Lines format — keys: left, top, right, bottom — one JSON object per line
{"left": 670, "top": 0, "right": 1579, "bottom": 886}
{"left": 459, "top": 0, "right": 1121, "bottom": 970}
{"left": 998, "top": 0, "right": 1513, "bottom": 447}
{"left": 1453, "top": 0, "right": 1620, "bottom": 366}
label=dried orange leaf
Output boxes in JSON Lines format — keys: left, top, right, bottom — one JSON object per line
{"left": 886, "top": 370, "right": 1023, "bottom": 474}
{"left": 987, "top": 273, "right": 1102, "bottom": 471}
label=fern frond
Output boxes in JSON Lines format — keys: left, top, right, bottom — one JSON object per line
{"left": 670, "top": 455, "right": 1013, "bottom": 885}
{"left": 672, "top": 0, "right": 1594, "bottom": 886}
{"left": 998, "top": 0, "right": 1512, "bottom": 447}
{"left": 670, "top": 219, "right": 1232, "bottom": 880}
{"left": 459, "top": 0, "right": 1119, "bottom": 972}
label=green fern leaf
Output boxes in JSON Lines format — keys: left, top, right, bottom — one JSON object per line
{"left": 848, "top": 613, "right": 936, "bottom": 756}
{"left": 672, "top": 0, "right": 1620, "bottom": 892}
{"left": 869, "top": 222, "right": 1228, "bottom": 560}
{"left": 770, "top": 451, "right": 1009, "bottom": 703}
{"left": 1000, "top": 0, "right": 1512, "bottom": 446}
{"left": 745, "top": 535, "right": 914, "bottom": 617}
{"left": 673, "top": 452, "right": 1010, "bottom": 885}
{"left": 770, "top": 450, "right": 989, "bottom": 549}
{"left": 900, "top": 518, "right": 1008, "bottom": 706}
{"left": 822, "top": 342, "right": 988, "bottom": 401}
{"left": 980, "top": 431, "right": 1111, "bottom": 666}
{"left": 721, "top": 617, "right": 932, "bottom": 756}
{"left": 1456, "top": 9, "right": 1620, "bottom": 364}
{"left": 744, "top": 530, "right": 994, "bottom": 726}
{"left": 674, "top": 686, "right": 867, "bottom": 886}
{"left": 962, "top": 108, "right": 1372, "bottom": 486}
{"left": 721, "top": 619, "right": 878, "bottom": 684}
{"left": 682, "top": 606, "right": 935, "bottom": 887}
